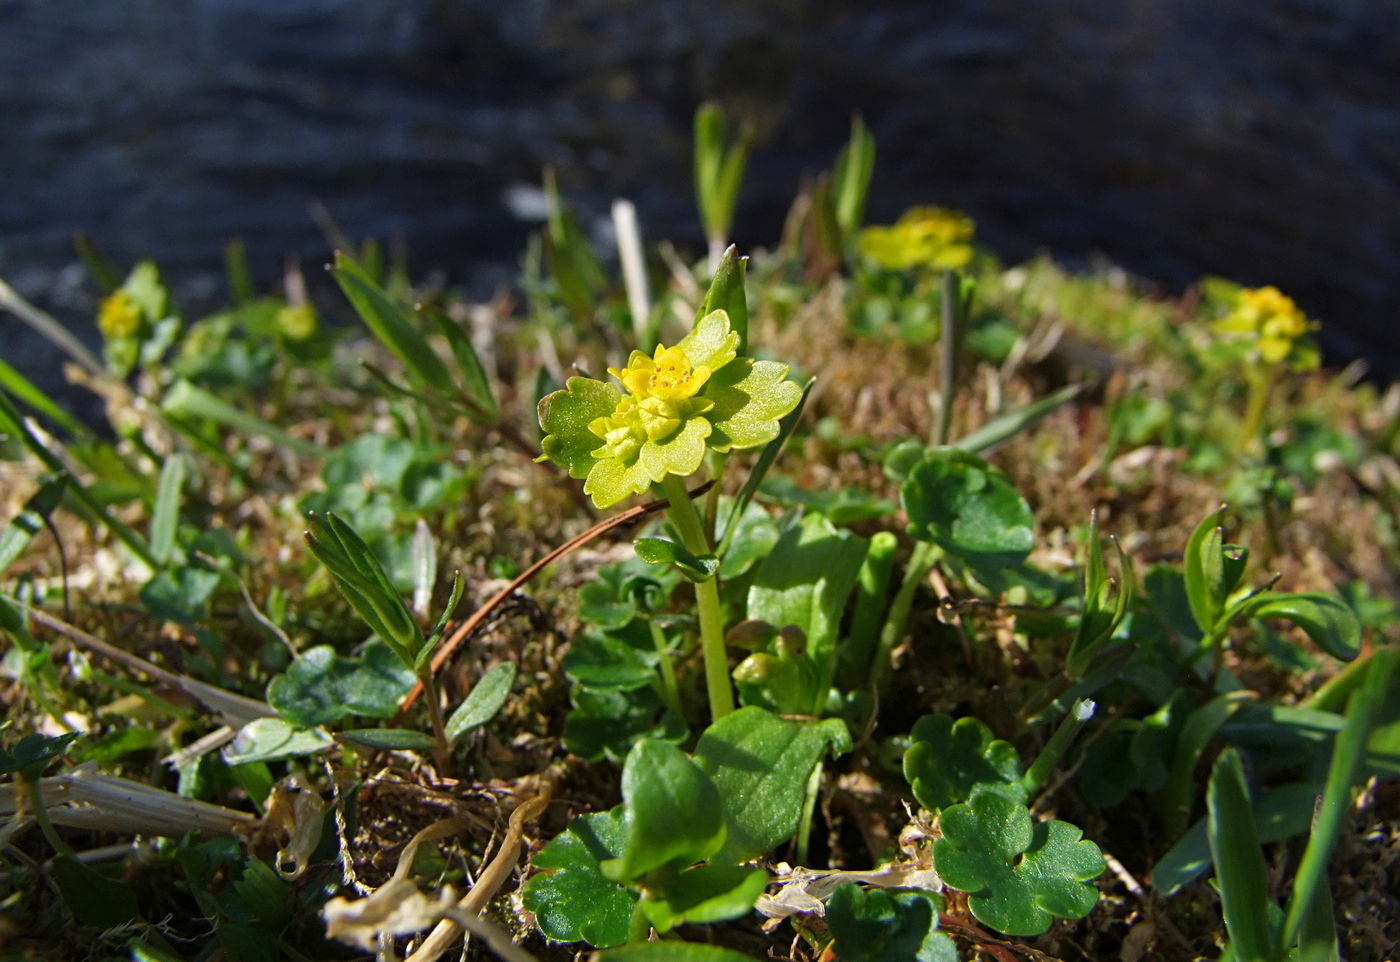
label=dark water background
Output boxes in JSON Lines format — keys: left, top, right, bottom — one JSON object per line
{"left": 4, "top": 0, "right": 1400, "bottom": 409}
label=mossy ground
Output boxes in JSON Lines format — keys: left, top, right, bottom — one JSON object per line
{"left": 1, "top": 249, "right": 1397, "bottom": 961}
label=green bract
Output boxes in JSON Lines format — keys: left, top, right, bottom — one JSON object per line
{"left": 537, "top": 309, "right": 802, "bottom": 508}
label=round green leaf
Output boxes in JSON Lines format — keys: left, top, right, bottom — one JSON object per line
{"left": 903, "top": 714, "right": 1025, "bottom": 813}
{"left": 266, "top": 643, "right": 415, "bottom": 728}
{"left": 539, "top": 376, "right": 622, "bottom": 480}
{"left": 826, "top": 883, "right": 956, "bottom": 962}
{"left": 676, "top": 309, "right": 740, "bottom": 373}
{"left": 935, "top": 786, "right": 1104, "bottom": 937}
{"left": 603, "top": 739, "right": 726, "bottom": 883}
{"left": 901, "top": 449, "right": 1034, "bottom": 571}
{"left": 694, "top": 707, "right": 850, "bottom": 864}
{"left": 523, "top": 810, "right": 637, "bottom": 948}
{"left": 705, "top": 358, "right": 803, "bottom": 452}
{"left": 641, "top": 864, "right": 768, "bottom": 932}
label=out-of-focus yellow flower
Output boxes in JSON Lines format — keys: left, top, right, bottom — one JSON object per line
{"left": 1214, "top": 286, "right": 1318, "bottom": 368}
{"left": 96, "top": 290, "right": 144, "bottom": 340}
{"left": 858, "top": 206, "right": 975, "bottom": 271}
{"left": 276, "top": 302, "right": 319, "bottom": 341}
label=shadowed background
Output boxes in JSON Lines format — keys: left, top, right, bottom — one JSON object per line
{"left": 4, "top": 0, "right": 1399, "bottom": 400}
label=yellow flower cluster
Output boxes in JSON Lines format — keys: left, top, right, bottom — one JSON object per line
{"left": 858, "top": 206, "right": 975, "bottom": 271}
{"left": 96, "top": 290, "right": 144, "bottom": 340}
{"left": 1214, "top": 286, "right": 1318, "bottom": 367}
{"left": 593, "top": 344, "right": 715, "bottom": 463}
{"left": 276, "top": 302, "right": 319, "bottom": 341}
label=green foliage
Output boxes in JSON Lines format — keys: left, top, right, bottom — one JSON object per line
{"left": 934, "top": 785, "right": 1105, "bottom": 936}
{"left": 523, "top": 810, "right": 637, "bottom": 947}
{"left": 0, "top": 732, "right": 80, "bottom": 780}
{"left": 825, "top": 883, "right": 956, "bottom": 962}
{"left": 603, "top": 739, "right": 726, "bottom": 882}
{"left": 901, "top": 448, "right": 1034, "bottom": 571}
{"left": 266, "top": 643, "right": 415, "bottom": 727}
{"left": 1066, "top": 513, "right": 1134, "bottom": 678}
{"left": 694, "top": 102, "right": 750, "bottom": 251}
{"left": 444, "top": 661, "right": 516, "bottom": 745}
{"left": 3, "top": 95, "right": 1394, "bottom": 962}
{"left": 903, "top": 714, "right": 1025, "bottom": 813}
{"left": 693, "top": 707, "right": 850, "bottom": 864}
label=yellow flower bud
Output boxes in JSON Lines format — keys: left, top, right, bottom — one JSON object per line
{"left": 96, "top": 290, "right": 144, "bottom": 340}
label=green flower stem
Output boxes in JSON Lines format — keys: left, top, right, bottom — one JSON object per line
{"left": 933, "top": 268, "right": 960, "bottom": 448}
{"left": 647, "top": 617, "right": 685, "bottom": 724}
{"left": 661, "top": 473, "right": 734, "bottom": 720}
{"left": 1021, "top": 699, "right": 1095, "bottom": 796}
{"left": 869, "top": 540, "right": 939, "bottom": 691}
{"left": 627, "top": 901, "right": 652, "bottom": 944}
{"left": 416, "top": 668, "right": 452, "bottom": 773}
{"left": 702, "top": 451, "right": 728, "bottom": 545}
{"left": 22, "top": 775, "right": 75, "bottom": 859}
{"left": 1237, "top": 366, "right": 1273, "bottom": 455}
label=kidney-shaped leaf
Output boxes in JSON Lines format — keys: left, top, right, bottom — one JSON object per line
{"left": 694, "top": 707, "right": 851, "bottom": 865}
{"left": 934, "top": 786, "right": 1104, "bottom": 937}
{"left": 522, "top": 809, "right": 636, "bottom": 948}
{"left": 267, "top": 643, "right": 415, "bottom": 728}
{"left": 901, "top": 449, "right": 1033, "bottom": 571}
{"left": 826, "top": 882, "right": 957, "bottom": 962}
{"left": 903, "top": 714, "right": 1025, "bottom": 813}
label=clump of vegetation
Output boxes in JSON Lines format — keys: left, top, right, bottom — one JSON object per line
{"left": 1, "top": 105, "right": 1398, "bottom": 962}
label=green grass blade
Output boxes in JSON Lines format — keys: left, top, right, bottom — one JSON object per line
{"left": 149, "top": 455, "right": 186, "bottom": 566}
{"left": 1162, "top": 690, "right": 1255, "bottom": 838}
{"left": 1294, "top": 875, "right": 1340, "bottom": 962}
{"left": 0, "top": 389, "right": 155, "bottom": 567}
{"left": 424, "top": 304, "right": 497, "bottom": 419}
{"left": 1281, "top": 647, "right": 1397, "bottom": 950}
{"left": 73, "top": 231, "right": 121, "bottom": 294}
{"left": 832, "top": 115, "right": 875, "bottom": 239}
{"left": 0, "top": 475, "right": 67, "bottom": 575}
{"left": 954, "top": 384, "right": 1083, "bottom": 455}
{"left": 1184, "top": 506, "right": 1228, "bottom": 635}
{"left": 1207, "top": 748, "right": 1278, "bottom": 962}
{"left": 0, "top": 358, "right": 88, "bottom": 438}
{"left": 330, "top": 252, "right": 455, "bottom": 394}
{"left": 161, "top": 379, "right": 323, "bottom": 458}
{"left": 223, "top": 239, "right": 255, "bottom": 307}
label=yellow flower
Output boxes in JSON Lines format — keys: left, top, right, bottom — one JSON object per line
{"left": 96, "top": 290, "right": 144, "bottom": 340}
{"left": 858, "top": 206, "right": 975, "bottom": 271}
{"left": 610, "top": 344, "right": 712, "bottom": 402}
{"left": 276, "top": 302, "right": 319, "bottom": 341}
{"left": 1214, "top": 285, "right": 1318, "bottom": 368}
{"left": 604, "top": 343, "right": 716, "bottom": 444}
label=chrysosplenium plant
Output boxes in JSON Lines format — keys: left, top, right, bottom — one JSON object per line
{"left": 538, "top": 309, "right": 799, "bottom": 509}
{"left": 538, "top": 269, "right": 802, "bottom": 719}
